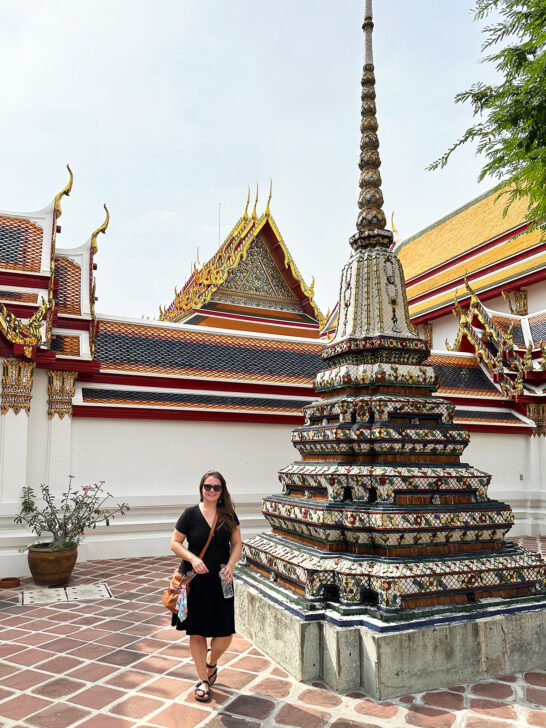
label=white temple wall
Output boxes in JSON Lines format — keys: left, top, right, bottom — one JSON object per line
{"left": 526, "top": 280, "right": 546, "bottom": 312}
{"left": 2, "top": 415, "right": 295, "bottom": 575}
{"left": 427, "top": 313, "right": 458, "bottom": 351}
{"left": 464, "top": 431, "right": 546, "bottom": 536}
{"left": 2, "top": 389, "right": 544, "bottom": 577}
{"left": 25, "top": 368, "right": 50, "bottom": 488}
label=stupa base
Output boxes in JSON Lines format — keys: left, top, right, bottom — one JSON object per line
{"left": 234, "top": 567, "right": 546, "bottom": 699}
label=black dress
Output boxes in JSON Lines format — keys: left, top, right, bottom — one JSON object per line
{"left": 171, "top": 505, "right": 239, "bottom": 637}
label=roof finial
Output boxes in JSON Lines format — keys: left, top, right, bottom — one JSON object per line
{"left": 252, "top": 184, "right": 259, "bottom": 220}
{"left": 349, "top": 0, "right": 392, "bottom": 251}
{"left": 90, "top": 204, "right": 110, "bottom": 255}
{"left": 243, "top": 186, "right": 250, "bottom": 220}
{"left": 265, "top": 179, "right": 273, "bottom": 217}
{"left": 54, "top": 164, "right": 73, "bottom": 218}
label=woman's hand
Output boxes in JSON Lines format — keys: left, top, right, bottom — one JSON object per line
{"left": 191, "top": 557, "right": 208, "bottom": 574}
{"left": 221, "top": 563, "right": 234, "bottom": 583}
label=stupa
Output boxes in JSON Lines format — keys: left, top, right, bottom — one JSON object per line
{"left": 236, "top": 0, "right": 546, "bottom": 696}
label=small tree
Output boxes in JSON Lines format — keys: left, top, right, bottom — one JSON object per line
{"left": 15, "top": 477, "right": 130, "bottom": 551}
{"left": 428, "top": 0, "right": 546, "bottom": 232}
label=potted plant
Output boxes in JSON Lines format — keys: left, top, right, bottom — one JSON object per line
{"left": 14, "top": 477, "right": 130, "bottom": 586}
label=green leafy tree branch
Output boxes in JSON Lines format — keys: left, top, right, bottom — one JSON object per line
{"left": 428, "top": 0, "right": 546, "bottom": 232}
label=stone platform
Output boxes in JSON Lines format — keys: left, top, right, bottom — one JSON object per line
{"left": 235, "top": 565, "right": 546, "bottom": 700}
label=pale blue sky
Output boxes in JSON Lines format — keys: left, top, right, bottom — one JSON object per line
{"left": 0, "top": 1, "right": 498, "bottom": 318}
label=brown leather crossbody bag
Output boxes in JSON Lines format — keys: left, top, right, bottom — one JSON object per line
{"left": 162, "top": 512, "right": 218, "bottom": 614}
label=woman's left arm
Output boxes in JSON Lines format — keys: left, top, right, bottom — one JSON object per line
{"left": 222, "top": 526, "right": 242, "bottom": 583}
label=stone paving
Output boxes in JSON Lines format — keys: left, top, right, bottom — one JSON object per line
{"left": 0, "top": 536, "right": 544, "bottom": 728}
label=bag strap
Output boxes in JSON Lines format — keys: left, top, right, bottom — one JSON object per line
{"left": 197, "top": 512, "right": 218, "bottom": 560}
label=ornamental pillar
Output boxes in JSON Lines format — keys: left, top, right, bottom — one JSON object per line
{"left": 527, "top": 403, "right": 546, "bottom": 437}
{"left": 0, "top": 359, "right": 35, "bottom": 502}
{"left": 45, "top": 371, "right": 77, "bottom": 487}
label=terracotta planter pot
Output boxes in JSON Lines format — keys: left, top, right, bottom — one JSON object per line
{"left": 27, "top": 545, "right": 78, "bottom": 586}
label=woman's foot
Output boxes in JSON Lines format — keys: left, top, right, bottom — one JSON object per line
{"left": 206, "top": 650, "right": 218, "bottom": 686}
{"left": 194, "top": 680, "right": 210, "bottom": 702}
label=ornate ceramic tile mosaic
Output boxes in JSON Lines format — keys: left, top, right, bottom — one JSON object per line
{"left": 241, "top": 1, "right": 546, "bottom": 616}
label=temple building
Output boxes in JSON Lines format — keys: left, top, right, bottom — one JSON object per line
{"left": 158, "top": 187, "right": 323, "bottom": 339}
{"left": 0, "top": 42, "right": 544, "bottom": 581}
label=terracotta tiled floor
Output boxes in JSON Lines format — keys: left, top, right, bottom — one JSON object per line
{"left": 0, "top": 536, "right": 544, "bottom": 728}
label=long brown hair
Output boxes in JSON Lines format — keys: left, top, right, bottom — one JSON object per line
{"left": 199, "top": 470, "right": 237, "bottom": 533}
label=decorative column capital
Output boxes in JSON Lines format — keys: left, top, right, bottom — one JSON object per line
{"left": 422, "top": 323, "right": 433, "bottom": 349}
{"left": 513, "top": 289, "right": 528, "bottom": 317}
{"left": 527, "top": 403, "right": 546, "bottom": 437}
{"left": 48, "top": 371, "right": 78, "bottom": 419}
{"left": 1, "top": 359, "right": 35, "bottom": 415}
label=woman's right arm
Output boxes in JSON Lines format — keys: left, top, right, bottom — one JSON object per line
{"left": 170, "top": 529, "right": 209, "bottom": 573}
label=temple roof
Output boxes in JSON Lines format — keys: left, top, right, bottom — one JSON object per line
{"left": 79, "top": 314, "right": 534, "bottom": 430}
{"left": 396, "top": 188, "right": 544, "bottom": 323}
{"left": 0, "top": 168, "right": 106, "bottom": 367}
{"left": 95, "top": 317, "right": 323, "bottom": 385}
{"left": 449, "top": 283, "right": 546, "bottom": 398}
{"left": 159, "top": 199, "right": 323, "bottom": 337}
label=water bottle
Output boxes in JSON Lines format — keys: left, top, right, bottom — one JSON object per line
{"left": 219, "top": 564, "right": 234, "bottom": 599}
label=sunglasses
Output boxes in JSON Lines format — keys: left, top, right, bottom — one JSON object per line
{"left": 203, "top": 484, "right": 222, "bottom": 492}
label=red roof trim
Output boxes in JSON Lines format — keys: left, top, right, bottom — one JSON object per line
{"left": 0, "top": 303, "right": 40, "bottom": 319}
{"left": 191, "top": 308, "right": 318, "bottom": 329}
{"left": 73, "top": 404, "right": 532, "bottom": 433}
{"left": 463, "top": 423, "right": 533, "bottom": 435}
{"left": 407, "top": 240, "right": 546, "bottom": 306}
{"left": 73, "top": 404, "right": 304, "bottom": 425}
{"left": 405, "top": 223, "right": 530, "bottom": 286}
{"left": 54, "top": 316, "right": 94, "bottom": 331}
{"left": 35, "top": 358, "right": 101, "bottom": 374}
{"left": 411, "top": 268, "right": 546, "bottom": 324}
{"left": 78, "top": 370, "right": 315, "bottom": 397}
{"left": 0, "top": 271, "right": 51, "bottom": 289}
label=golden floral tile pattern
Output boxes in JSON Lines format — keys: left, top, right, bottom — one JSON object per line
{"left": 397, "top": 190, "right": 533, "bottom": 282}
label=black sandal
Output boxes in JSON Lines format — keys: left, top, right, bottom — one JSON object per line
{"left": 194, "top": 679, "right": 210, "bottom": 702}
{"left": 206, "top": 650, "right": 218, "bottom": 686}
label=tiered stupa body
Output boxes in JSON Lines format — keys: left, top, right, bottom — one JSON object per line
{"left": 243, "top": 1, "right": 545, "bottom": 616}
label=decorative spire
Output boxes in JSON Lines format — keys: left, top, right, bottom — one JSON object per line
{"left": 265, "top": 179, "right": 273, "bottom": 217}
{"left": 243, "top": 186, "right": 250, "bottom": 220}
{"left": 90, "top": 204, "right": 110, "bottom": 255}
{"left": 252, "top": 184, "right": 259, "bottom": 221}
{"left": 350, "top": 0, "right": 392, "bottom": 250}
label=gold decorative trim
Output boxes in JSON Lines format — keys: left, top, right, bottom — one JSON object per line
{"left": 26, "top": 297, "right": 47, "bottom": 345}
{"left": 54, "top": 164, "right": 74, "bottom": 219}
{"left": 422, "top": 323, "right": 433, "bottom": 348}
{"left": 90, "top": 204, "right": 110, "bottom": 256}
{"left": 527, "top": 403, "right": 546, "bottom": 437}
{"left": 265, "top": 179, "right": 273, "bottom": 217}
{"left": 160, "top": 211, "right": 323, "bottom": 327}
{"left": 47, "top": 164, "right": 74, "bottom": 347}
{"left": 448, "top": 283, "right": 533, "bottom": 396}
{"left": 47, "top": 370, "right": 77, "bottom": 419}
{"left": 0, "top": 302, "right": 43, "bottom": 359}
{"left": 1, "top": 359, "right": 35, "bottom": 415}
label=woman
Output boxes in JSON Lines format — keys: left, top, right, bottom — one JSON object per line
{"left": 170, "top": 470, "right": 242, "bottom": 703}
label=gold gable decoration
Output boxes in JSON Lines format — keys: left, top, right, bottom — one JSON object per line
{"left": 448, "top": 281, "right": 540, "bottom": 397}
{"left": 47, "top": 164, "right": 74, "bottom": 347}
{"left": 159, "top": 206, "right": 323, "bottom": 327}
{"left": 0, "top": 298, "right": 47, "bottom": 359}
{"left": 218, "top": 235, "right": 297, "bottom": 303}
